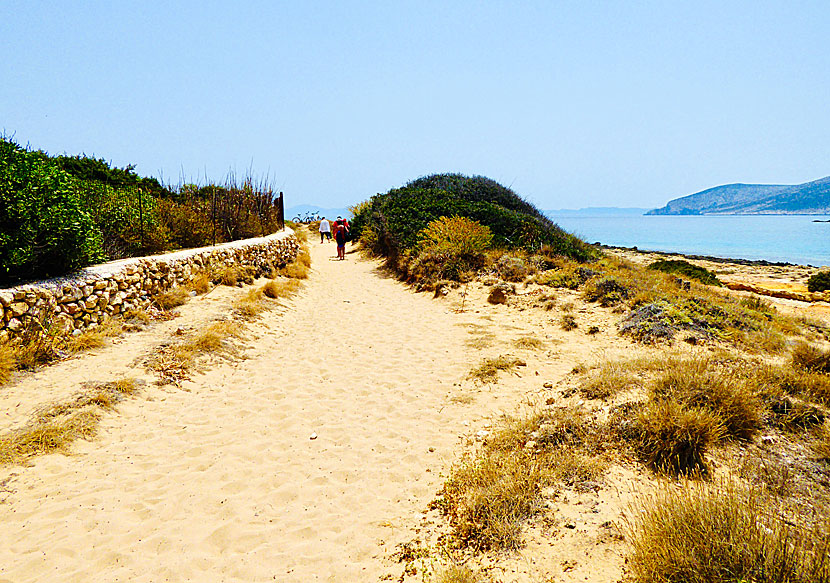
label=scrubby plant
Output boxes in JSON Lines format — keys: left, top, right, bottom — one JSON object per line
{"left": 407, "top": 216, "right": 493, "bottom": 283}
{"left": 647, "top": 259, "right": 722, "bottom": 286}
{"left": 0, "top": 138, "right": 104, "bottom": 283}
{"left": 583, "top": 276, "right": 631, "bottom": 306}
{"left": 807, "top": 271, "right": 830, "bottom": 293}
{"left": 350, "top": 174, "right": 596, "bottom": 284}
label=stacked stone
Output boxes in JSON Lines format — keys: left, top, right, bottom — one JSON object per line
{"left": 0, "top": 232, "right": 300, "bottom": 344}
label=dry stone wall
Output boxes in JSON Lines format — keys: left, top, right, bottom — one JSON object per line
{"left": 0, "top": 230, "right": 300, "bottom": 344}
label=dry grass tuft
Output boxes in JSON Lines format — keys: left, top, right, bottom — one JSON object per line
{"left": 651, "top": 359, "right": 763, "bottom": 440}
{"left": 442, "top": 450, "right": 543, "bottom": 550}
{"left": 189, "top": 273, "right": 212, "bottom": 294}
{"left": 814, "top": 424, "right": 830, "bottom": 462}
{"left": 468, "top": 355, "right": 526, "bottom": 383}
{"left": 792, "top": 342, "right": 830, "bottom": 374}
{"left": 234, "top": 287, "right": 266, "bottom": 319}
{"left": 0, "top": 344, "right": 14, "bottom": 385}
{"left": 439, "top": 406, "right": 605, "bottom": 550}
{"left": 435, "top": 565, "right": 488, "bottom": 583}
{"left": 153, "top": 287, "right": 190, "bottom": 310}
{"left": 280, "top": 260, "right": 310, "bottom": 279}
{"left": 66, "top": 319, "right": 122, "bottom": 353}
{"left": 633, "top": 400, "right": 725, "bottom": 474}
{"left": 0, "top": 409, "right": 100, "bottom": 466}
{"left": 122, "top": 308, "right": 151, "bottom": 324}
{"left": 580, "top": 360, "right": 641, "bottom": 400}
{"left": 627, "top": 482, "right": 830, "bottom": 583}
{"left": 513, "top": 336, "right": 544, "bottom": 350}
{"left": 560, "top": 314, "right": 578, "bottom": 331}
{"left": 262, "top": 278, "right": 302, "bottom": 299}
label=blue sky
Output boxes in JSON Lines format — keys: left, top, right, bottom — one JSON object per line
{"left": 3, "top": 1, "right": 829, "bottom": 209}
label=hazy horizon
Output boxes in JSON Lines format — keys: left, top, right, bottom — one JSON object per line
{"left": 4, "top": 1, "right": 829, "bottom": 210}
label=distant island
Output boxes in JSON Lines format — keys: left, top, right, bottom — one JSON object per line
{"left": 648, "top": 176, "right": 830, "bottom": 215}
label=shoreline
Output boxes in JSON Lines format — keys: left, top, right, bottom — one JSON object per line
{"left": 597, "top": 243, "right": 809, "bottom": 268}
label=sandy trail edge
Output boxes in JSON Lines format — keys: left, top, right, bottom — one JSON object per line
{"left": 0, "top": 242, "right": 477, "bottom": 582}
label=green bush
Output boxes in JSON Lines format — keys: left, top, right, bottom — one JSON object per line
{"left": 0, "top": 139, "right": 104, "bottom": 283}
{"left": 807, "top": 271, "right": 830, "bottom": 293}
{"left": 647, "top": 259, "right": 722, "bottom": 286}
{"left": 351, "top": 174, "right": 596, "bottom": 279}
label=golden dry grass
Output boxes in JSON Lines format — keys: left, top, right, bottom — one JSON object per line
{"left": 440, "top": 407, "right": 605, "bottom": 550}
{"left": 468, "top": 355, "right": 526, "bottom": 383}
{"left": 633, "top": 400, "right": 726, "bottom": 474}
{"left": 153, "top": 287, "right": 190, "bottom": 310}
{"left": 627, "top": 482, "right": 830, "bottom": 583}
{"left": 435, "top": 565, "right": 486, "bottom": 583}
{"left": 815, "top": 424, "right": 830, "bottom": 462}
{"left": 0, "top": 344, "right": 14, "bottom": 385}
{"left": 0, "top": 409, "right": 100, "bottom": 466}
{"left": 262, "top": 278, "right": 302, "bottom": 299}
{"left": 280, "top": 259, "right": 310, "bottom": 279}
{"left": 0, "top": 377, "right": 140, "bottom": 466}
{"left": 122, "top": 308, "right": 151, "bottom": 324}
{"left": 650, "top": 359, "right": 763, "bottom": 440}
{"left": 512, "top": 336, "right": 544, "bottom": 350}
{"left": 560, "top": 314, "right": 578, "bottom": 330}
{"left": 189, "top": 273, "right": 212, "bottom": 294}
{"left": 234, "top": 287, "right": 266, "bottom": 319}
{"left": 580, "top": 360, "right": 641, "bottom": 400}
{"left": 792, "top": 342, "right": 830, "bottom": 374}
{"left": 66, "top": 318, "right": 122, "bottom": 353}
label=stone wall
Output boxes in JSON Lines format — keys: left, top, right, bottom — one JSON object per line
{"left": 0, "top": 229, "right": 300, "bottom": 344}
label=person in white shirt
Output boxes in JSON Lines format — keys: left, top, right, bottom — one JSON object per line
{"left": 318, "top": 218, "right": 331, "bottom": 243}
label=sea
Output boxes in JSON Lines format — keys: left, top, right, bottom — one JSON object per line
{"left": 546, "top": 213, "right": 830, "bottom": 267}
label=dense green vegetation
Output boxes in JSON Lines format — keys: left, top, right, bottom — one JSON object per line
{"left": 648, "top": 259, "right": 722, "bottom": 286}
{"left": 350, "top": 174, "right": 596, "bottom": 281}
{"left": 808, "top": 270, "right": 830, "bottom": 293}
{"left": 0, "top": 137, "right": 284, "bottom": 284}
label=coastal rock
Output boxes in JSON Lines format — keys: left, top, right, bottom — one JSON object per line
{"left": 488, "top": 283, "right": 515, "bottom": 305}
{"left": 8, "top": 302, "right": 28, "bottom": 318}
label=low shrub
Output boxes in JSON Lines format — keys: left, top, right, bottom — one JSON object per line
{"left": 647, "top": 259, "right": 722, "bottom": 286}
{"left": 807, "top": 270, "right": 830, "bottom": 293}
{"left": 583, "top": 276, "right": 631, "bottom": 306}
{"left": 0, "top": 138, "right": 104, "bottom": 283}
{"left": 560, "top": 314, "right": 578, "bottom": 331}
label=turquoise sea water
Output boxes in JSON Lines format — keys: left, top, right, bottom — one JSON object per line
{"left": 547, "top": 214, "right": 830, "bottom": 267}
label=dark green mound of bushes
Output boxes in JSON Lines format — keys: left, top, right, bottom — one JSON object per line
{"left": 350, "top": 173, "right": 596, "bottom": 265}
{"left": 648, "top": 259, "right": 722, "bottom": 286}
{"left": 0, "top": 139, "right": 105, "bottom": 283}
{"left": 807, "top": 271, "right": 830, "bottom": 293}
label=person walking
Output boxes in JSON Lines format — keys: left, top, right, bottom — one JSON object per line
{"left": 318, "top": 217, "right": 331, "bottom": 243}
{"left": 334, "top": 219, "right": 347, "bottom": 260}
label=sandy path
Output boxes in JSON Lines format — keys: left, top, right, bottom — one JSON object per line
{"left": 0, "top": 242, "right": 475, "bottom": 582}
